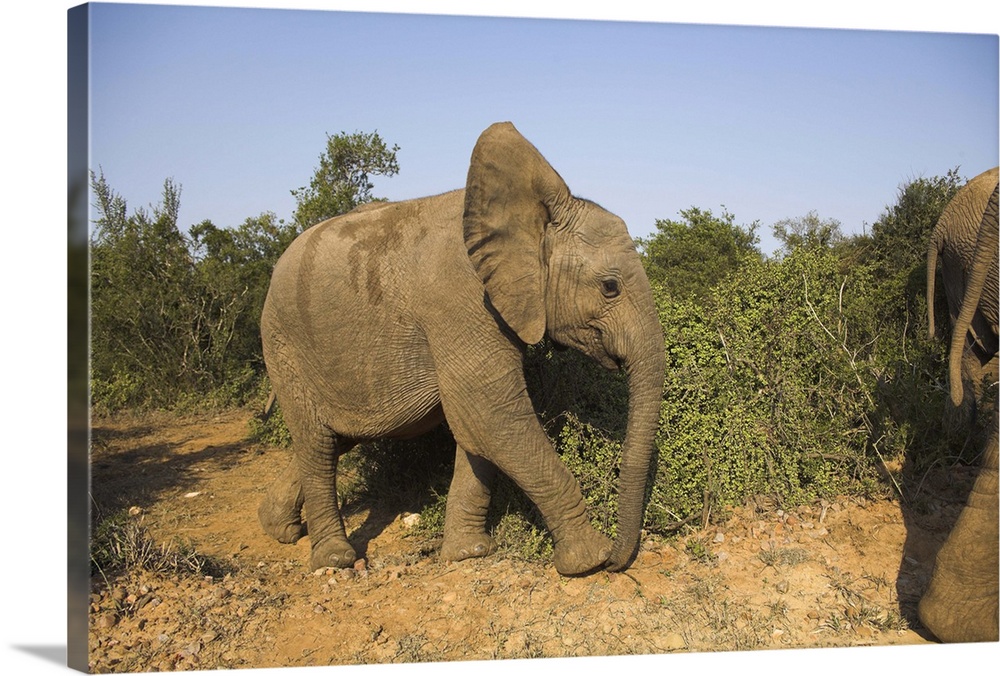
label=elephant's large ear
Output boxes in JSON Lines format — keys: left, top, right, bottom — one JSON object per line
{"left": 463, "top": 122, "right": 571, "bottom": 345}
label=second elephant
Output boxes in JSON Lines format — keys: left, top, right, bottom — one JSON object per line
{"left": 919, "top": 169, "right": 999, "bottom": 643}
{"left": 926, "top": 166, "right": 1000, "bottom": 409}
{"left": 257, "top": 122, "right": 666, "bottom": 576}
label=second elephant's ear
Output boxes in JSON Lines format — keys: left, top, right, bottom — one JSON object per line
{"left": 463, "top": 122, "right": 571, "bottom": 345}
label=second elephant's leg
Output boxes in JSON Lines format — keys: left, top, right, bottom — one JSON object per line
{"left": 918, "top": 412, "right": 999, "bottom": 642}
{"left": 441, "top": 445, "right": 497, "bottom": 561}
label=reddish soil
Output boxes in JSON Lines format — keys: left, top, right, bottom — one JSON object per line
{"left": 85, "top": 409, "right": 988, "bottom": 673}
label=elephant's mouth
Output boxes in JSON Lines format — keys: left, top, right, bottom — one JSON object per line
{"left": 547, "top": 327, "right": 622, "bottom": 371}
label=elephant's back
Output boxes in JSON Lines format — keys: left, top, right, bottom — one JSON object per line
{"left": 267, "top": 191, "right": 462, "bottom": 325}
{"left": 940, "top": 168, "right": 999, "bottom": 247}
{"left": 259, "top": 190, "right": 467, "bottom": 438}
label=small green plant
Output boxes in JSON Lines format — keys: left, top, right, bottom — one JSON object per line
{"left": 767, "top": 599, "right": 790, "bottom": 620}
{"left": 684, "top": 537, "right": 714, "bottom": 564}
{"left": 247, "top": 405, "right": 292, "bottom": 448}
{"left": 415, "top": 491, "right": 448, "bottom": 539}
{"left": 758, "top": 544, "right": 809, "bottom": 568}
{"left": 492, "top": 513, "right": 553, "bottom": 563}
{"left": 91, "top": 510, "right": 224, "bottom": 578}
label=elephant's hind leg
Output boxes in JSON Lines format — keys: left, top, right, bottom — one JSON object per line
{"left": 296, "top": 427, "right": 359, "bottom": 571}
{"left": 441, "top": 444, "right": 497, "bottom": 561}
{"left": 258, "top": 458, "right": 306, "bottom": 543}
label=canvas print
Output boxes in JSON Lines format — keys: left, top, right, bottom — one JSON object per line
{"left": 68, "top": 2, "right": 999, "bottom": 673}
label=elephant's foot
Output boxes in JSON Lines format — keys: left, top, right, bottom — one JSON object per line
{"left": 258, "top": 495, "right": 306, "bottom": 544}
{"left": 309, "top": 537, "right": 357, "bottom": 571}
{"left": 440, "top": 532, "right": 495, "bottom": 562}
{"left": 552, "top": 527, "right": 612, "bottom": 576}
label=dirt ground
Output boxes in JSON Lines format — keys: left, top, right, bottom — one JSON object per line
{"left": 85, "top": 409, "right": 988, "bottom": 673}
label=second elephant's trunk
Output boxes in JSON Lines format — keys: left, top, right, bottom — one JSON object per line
{"left": 949, "top": 184, "right": 999, "bottom": 407}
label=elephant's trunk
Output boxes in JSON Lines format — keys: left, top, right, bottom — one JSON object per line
{"left": 948, "top": 185, "right": 999, "bottom": 408}
{"left": 605, "top": 311, "right": 666, "bottom": 572}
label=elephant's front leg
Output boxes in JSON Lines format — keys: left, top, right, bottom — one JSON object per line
{"left": 441, "top": 382, "right": 612, "bottom": 576}
{"left": 441, "top": 444, "right": 497, "bottom": 561}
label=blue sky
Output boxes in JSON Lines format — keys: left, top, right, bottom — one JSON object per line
{"left": 86, "top": 2, "right": 998, "bottom": 257}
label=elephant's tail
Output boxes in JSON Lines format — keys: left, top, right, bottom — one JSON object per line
{"left": 260, "top": 390, "right": 277, "bottom": 421}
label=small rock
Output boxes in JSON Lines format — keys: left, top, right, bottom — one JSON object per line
{"left": 184, "top": 492, "right": 202, "bottom": 499}
{"left": 713, "top": 532, "right": 725, "bottom": 543}
{"left": 776, "top": 579, "right": 789, "bottom": 594}
{"left": 128, "top": 506, "right": 143, "bottom": 516}
{"left": 353, "top": 559, "right": 368, "bottom": 578}
{"left": 658, "top": 633, "right": 685, "bottom": 651}
{"left": 402, "top": 513, "right": 421, "bottom": 528}
{"left": 96, "top": 614, "right": 117, "bottom": 629}
{"left": 856, "top": 624, "right": 876, "bottom": 638}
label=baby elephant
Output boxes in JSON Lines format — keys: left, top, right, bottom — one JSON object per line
{"left": 257, "top": 122, "right": 665, "bottom": 576}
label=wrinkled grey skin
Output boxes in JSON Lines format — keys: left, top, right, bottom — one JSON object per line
{"left": 920, "top": 171, "right": 999, "bottom": 643}
{"left": 927, "top": 167, "right": 999, "bottom": 410}
{"left": 257, "top": 122, "right": 665, "bottom": 576}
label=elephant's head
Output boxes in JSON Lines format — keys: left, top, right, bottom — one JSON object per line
{"left": 463, "top": 122, "right": 666, "bottom": 570}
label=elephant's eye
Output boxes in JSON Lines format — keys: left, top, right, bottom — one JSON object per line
{"left": 600, "top": 278, "right": 621, "bottom": 299}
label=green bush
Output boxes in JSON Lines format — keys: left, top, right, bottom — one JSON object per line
{"left": 651, "top": 249, "right": 887, "bottom": 526}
